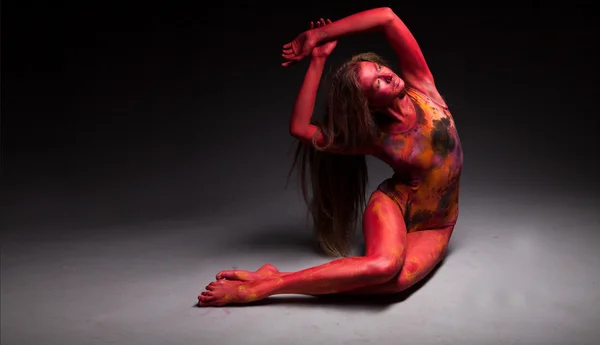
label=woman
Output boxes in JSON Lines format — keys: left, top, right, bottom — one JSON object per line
{"left": 198, "top": 7, "right": 462, "bottom": 307}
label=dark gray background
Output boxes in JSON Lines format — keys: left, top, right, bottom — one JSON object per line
{"left": 2, "top": 2, "right": 599, "bottom": 345}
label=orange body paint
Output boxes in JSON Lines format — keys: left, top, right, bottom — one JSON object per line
{"left": 375, "top": 88, "right": 462, "bottom": 233}
{"left": 198, "top": 8, "right": 462, "bottom": 307}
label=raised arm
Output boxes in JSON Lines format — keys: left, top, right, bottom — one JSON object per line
{"left": 288, "top": 20, "right": 373, "bottom": 156}
{"left": 288, "top": 56, "right": 326, "bottom": 146}
{"left": 283, "top": 8, "right": 437, "bottom": 97}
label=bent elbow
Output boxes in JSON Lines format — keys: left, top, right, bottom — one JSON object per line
{"left": 289, "top": 126, "right": 306, "bottom": 140}
{"left": 288, "top": 129, "right": 300, "bottom": 139}
{"left": 380, "top": 7, "right": 397, "bottom": 24}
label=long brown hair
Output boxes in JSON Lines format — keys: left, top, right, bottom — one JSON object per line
{"left": 288, "top": 52, "right": 392, "bottom": 257}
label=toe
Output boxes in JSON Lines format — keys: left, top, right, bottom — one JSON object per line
{"left": 217, "top": 270, "right": 248, "bottom": 281}
{"left": 198, "top": 293, "right": 216, "bottom": 303}
{"left": 198, "top": 299, "right": 212, "bottom": 307}
{"left": 216, "top": 270, "right": 233, "bottom": 280}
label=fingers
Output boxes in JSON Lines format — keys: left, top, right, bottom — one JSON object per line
{"left": 282, "top": 17, "right": 333, "bottom": 67}
{"left": 282, "top": 43, "right": 295, "bottom": 61}
{"left": 310, "top": 17, "right": 330, "bottom": 30}
{"left": 281, "top": 52, "right": 295, "bottom": 60}
{"left": 281, "top": 58, "right": 297, "bottom": 67}
{"left": 281, "top": 42, "right": 296, "bottom": 67}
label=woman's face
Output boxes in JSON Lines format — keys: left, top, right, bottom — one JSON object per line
{"left": 357, "top": 61, "right": 404, "bottom": 109}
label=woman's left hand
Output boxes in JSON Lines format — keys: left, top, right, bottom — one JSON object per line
{"left": 282, "top": 18, "right": 336, "bottom": 66}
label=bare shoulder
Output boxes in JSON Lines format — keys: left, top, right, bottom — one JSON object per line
{"left": 407, "top": 78, "right": 448, "bottom": 109}
{"left": 381, "top": 8, "right": 448, "bottom": 108}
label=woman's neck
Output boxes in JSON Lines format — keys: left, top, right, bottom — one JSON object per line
{"left": 384, "top": 92, "right": 416, "bottom": 129}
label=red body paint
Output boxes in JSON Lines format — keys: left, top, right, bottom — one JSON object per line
{"left": 198, "top": 8, "right": 462, "bottom": 307}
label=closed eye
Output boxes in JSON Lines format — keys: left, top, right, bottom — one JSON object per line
{"left": 374, "top": 64, "right": 383, "bottom": 89}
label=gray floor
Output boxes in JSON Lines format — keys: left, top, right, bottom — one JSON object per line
{"left": 2, "top": 173, "right": 600, "bottom": 345}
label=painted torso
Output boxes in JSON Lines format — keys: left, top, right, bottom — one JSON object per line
{"left": 372, "top": 87, "right": 463, "bottom": 232}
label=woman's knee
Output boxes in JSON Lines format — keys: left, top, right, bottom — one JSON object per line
{"left": 367, "top": 255, "right": 404, "bottom": 283}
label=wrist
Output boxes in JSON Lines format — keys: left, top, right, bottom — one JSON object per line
{"left": 310, "top": 27, "right": 329, "bottom": 45}
{"left": 310, "top": 56, "right": 327, "bottom": 64}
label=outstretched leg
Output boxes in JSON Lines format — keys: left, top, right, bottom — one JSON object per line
{"left": 198, "top": 190, "right": 408, "bottom": 306}
{"left": 210, "top": 226, "right": 453, "bottom": 298}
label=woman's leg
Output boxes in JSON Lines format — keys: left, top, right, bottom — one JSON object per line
{"left": 198, "top": 190, "right": 408, "bottom": 306}
{"left": 341, "top": 225, "right": 454, "bottom": 295}
{"left": 214, "top": 226, "right": 453, "bottom": 297}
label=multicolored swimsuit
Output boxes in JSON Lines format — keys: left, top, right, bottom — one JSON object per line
{"left": 372, "top": 87, "right": 463, "bottom": 233}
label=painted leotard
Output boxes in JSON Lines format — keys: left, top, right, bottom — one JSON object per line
{"left": 372, "top": 87, "right": 463, "bottom": 232}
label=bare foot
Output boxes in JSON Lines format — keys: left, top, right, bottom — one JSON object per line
{"left": 215, "top": 264, "right": 280, "bottom": 281}
{"left": 198, "top": 279, "right": 266, "bottom": 307}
